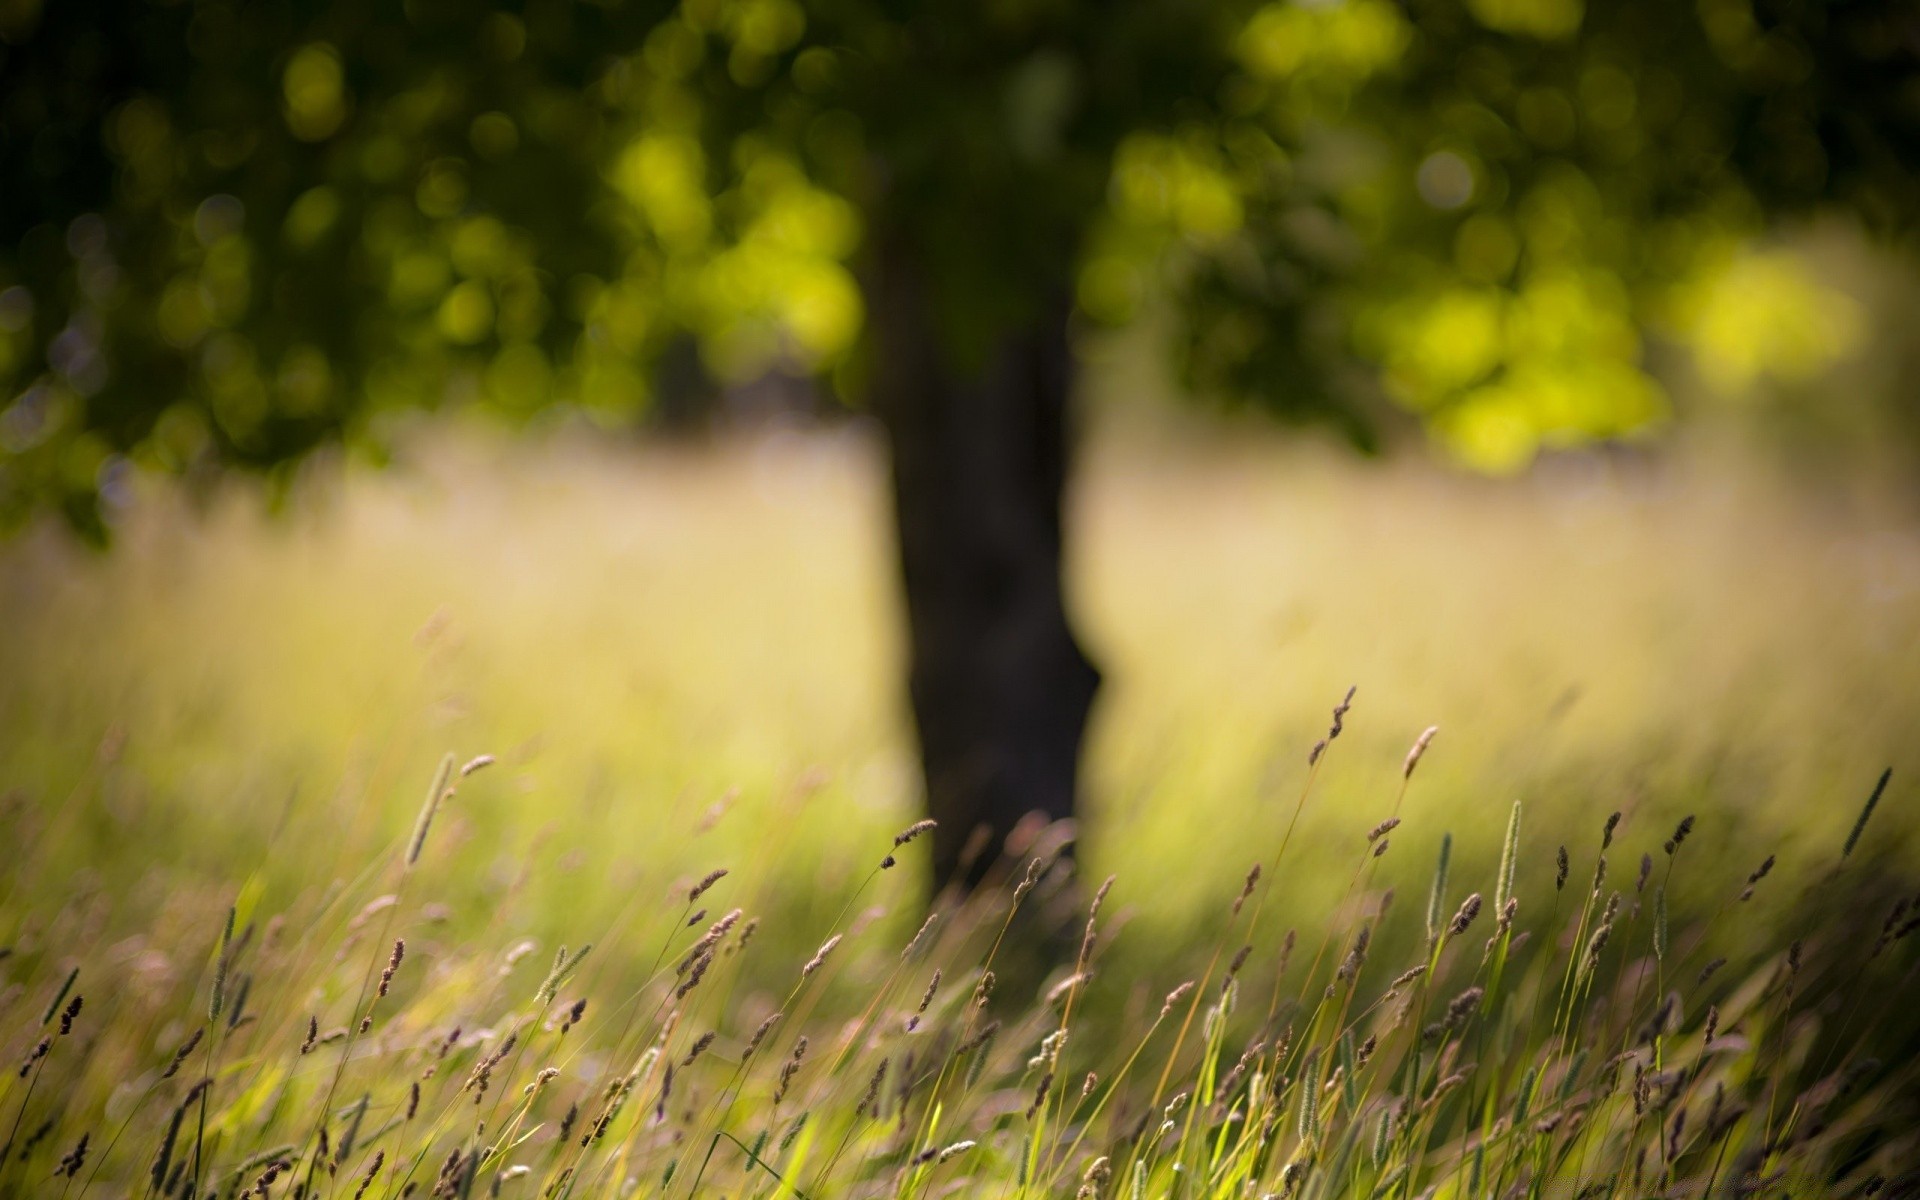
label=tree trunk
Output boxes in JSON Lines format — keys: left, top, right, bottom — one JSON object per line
{"left": 869, "top": 247, "right": 1101, "bottom": 891}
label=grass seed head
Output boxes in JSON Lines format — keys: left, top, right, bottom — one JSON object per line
{"left": 901, "top": 912, "right": 938, "bottom": 960}
{"left": 1584, "top": 918, "right": 1616, "bottom": 969}
{"left": 801, "top": 935, "right": 841, "bottom": 980}
{"left": 537, "top": 943, "right": 593, "bottom": 1004}
{"left": 1025, "top": 1069, "right": 1054, "bottom": 1120}
{"left": 688, "top": 868, "right": 728, "bottom": 903}
{"left": 1330, "top": 685, "right": 1355, "bottom": 737}
{"left": 55, "top": 1132, "right": 88, "bottom": 1179}
{"left": 883, "top": 819, "right": 938, "bottom": 868}
{"left": 679, "top": 909, "right": 742, "bottom": 976}
{"left": 1403, "top": 725, "right": 1439, "bottom": 779}
{"left": 774, "top": 1036, "right": 808, "bottom": 1104}
{"left": 858, "top": 1056, "right": 889, "bottom": 1117}
{"left": 151, "top": 1096, "right": 187, "bottom": 1189}
{"left": 1653, "top": 888, "right": 1669, "bottom": 960}
{"left": 351, "top": 1150, "right": 385, "bottom": 1200}
{"left": 746, "top": 1011, "right": 782, "bottom": 1057}
{"left": 911, "top": 969, "right": 941, "bottom": 1024}
{"left": 163, "top": 1027, "right": 203, "bottom": 1077}
{"left": 1227, "top": 943, "right": 1253, "bottom": 980}
{"left": 1446, "top": 986, "right": 1484, "bottom": 1027}
{"left": 1308, "top": 685, "right": 1357, "bottom": 765}
{"left": 377, "top": 939, "right": 405, "bottom": 998}
{"left": 680, "top": 1031, "right": 715, "bottom": 1068}
{"left": 654, "top": 1063, "right": 673, "bottom": 1124}
{"left": 1495, "top": 896, "right": 1518, "bottom": 936}
{"left": 1386, "top": 964, "right": 1426, "bottom": 996}
{"left": 1233, "top": 864, "right": 1260, "bottom": 916}
{"left": 1663, "top": 814, "right": 1696, "bottom": 856}
{"left": 1012, "top": 857, "right": 1044, "bottom": 903}
{"left": 1495, "top": 801, "right": 1521, "bottom": 913}
{"left": 732, "top": 916, "right": 760, "bottom": 955}
{"left": 779, "top": 1111, "right": 809, "bottom": 1150}
{"left": 1090, "top": 873, "right": 1116, "bottom": 920}
{"left": 674, "top": 950, "right": 713, "bottom": 1000}
{"left": 1337, "top": 924, "right": 1372, "bottom": 983}
{"left": 974, "top": 970, "right": 996, "bottom": 1008}
{"left": 1076, "top": 1155, "right": 1112, "bottom": 1199}
{"left": 892, "top": 819, "right": 937, "bottom": 848}
{"left": 56, "top": 990, "right": 82, "bottom": 1036}
{"left": 1448, "top": 893, "right": 1482, "bottom": 937}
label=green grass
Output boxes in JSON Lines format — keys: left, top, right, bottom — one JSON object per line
{"left": 2, "top": 413, "right": 1918, "bottom": 1196}
{"left": 1, "top": 727, "right": 1913, "bottom": 1198}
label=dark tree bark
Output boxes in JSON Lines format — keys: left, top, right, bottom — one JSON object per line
{"left": 869, "top": 246, "right": 1101, "bottom": 891}
{"left": 649, "top": 333, "right": 718, "bottom": 437}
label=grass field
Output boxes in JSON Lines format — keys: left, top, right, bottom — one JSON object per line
{"left": 2, "top": 411, "right": 1917, "bottom": 1197}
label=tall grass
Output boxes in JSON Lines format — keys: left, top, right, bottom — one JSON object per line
{"left": 4, "top": 419, "right": 1917, "bottom": 946}
{"left": 1, "top": 709, "right": 1913, "bottom": 1198}
{"left": 4, "top": 420, "right": 1920, "bottom": 1195}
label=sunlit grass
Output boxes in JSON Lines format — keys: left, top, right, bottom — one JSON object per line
{"left": 1, "top": 410, "right": 1918, "bottom": 1195}
{"left": 4, "top": 413, "right": 1918, "bottom": 939}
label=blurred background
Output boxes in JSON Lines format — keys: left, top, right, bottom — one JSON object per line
{"left": 2, "top": 0, "right": 1919, "bottom": 956}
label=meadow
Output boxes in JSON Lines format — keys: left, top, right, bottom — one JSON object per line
{"left": 1, "top": 410, "right": 1918, "bottom": 1197}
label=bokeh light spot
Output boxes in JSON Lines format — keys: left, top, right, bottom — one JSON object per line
{"left": 1417, "top": 151, "right": 1476, "bottom": 210}
{"left": 282, "top": 43, "right": 348, "bottom": 141}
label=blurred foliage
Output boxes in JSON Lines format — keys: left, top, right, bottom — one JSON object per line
{"left": 2, "top": 0, "right": 1918, "bottom": 533}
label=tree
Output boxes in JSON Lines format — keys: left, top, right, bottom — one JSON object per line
{"left": 2, "top": 0, "right": 1916, "bottom": 887}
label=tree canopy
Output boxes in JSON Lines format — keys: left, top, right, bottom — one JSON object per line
{"left": 2, "top": 0, "right": 1915, "bottom": 535}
